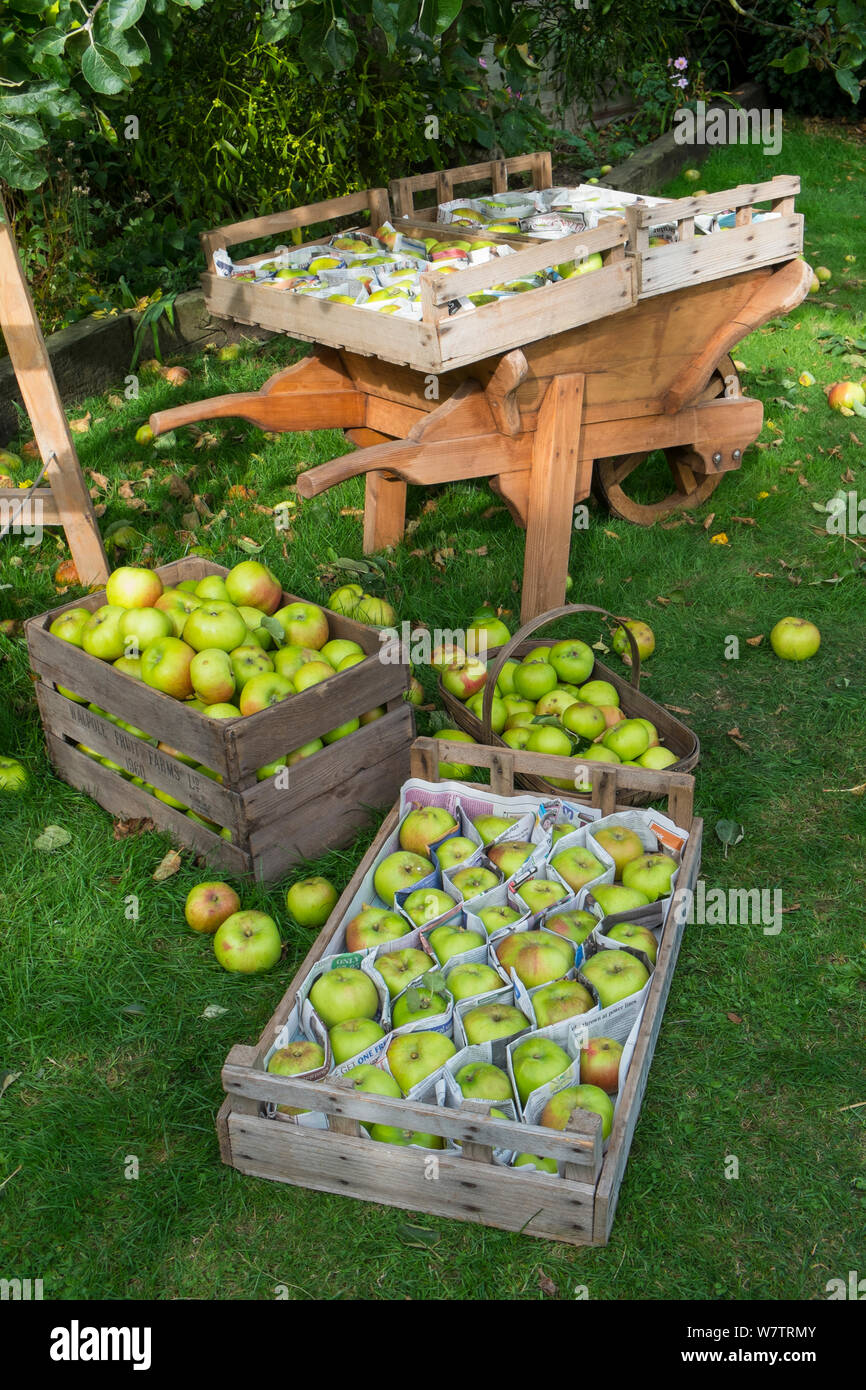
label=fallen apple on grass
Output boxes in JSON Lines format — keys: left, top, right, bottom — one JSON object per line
{"left": 769, "top": 616, "right": 821, "bottom": 661}
{"left": 0, "top": 756, "right": 28, "bottom": 792}
{"left": 213, "top": 910, "right": 283, "bottom": 974}
{"left": 612, "top": 619, "right": 655, "bottom": 664}
{"left": 184, "top": 881, "right": 241, "bottom": 934}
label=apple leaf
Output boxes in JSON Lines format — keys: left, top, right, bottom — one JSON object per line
{"left": 201, "top": 1004, "right": 228, "bottom": 1019}
{"left": 121, "top": 1002, "right": 147, "bottom": 1017}
{"left": 715, "top": 820, "right": 744, "bottom": 858}
{"left": 236, "top": 536, "right": 264, "bottom": 554}
{"left": 152, "top": 848, "right": 182, "bottom": 881}
{"left": 404, "top": 985, "right": 425, "bottom": 1013}
{"left": 0, "top": 1070, "right": 21, "bottom": 1099}
{"left": 34, "top": 824, "right": 72, "bottom": 851}
{"left": 259, "top": 616, "right": 285, "bottom": 648}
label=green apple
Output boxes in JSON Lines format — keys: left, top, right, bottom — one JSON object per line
{"left": 621, "top": 852, "right": 677, "bottom": 901}
{"left": 368, "top": 1124, "right": 443, "bottom": 1148}
{"left": 465, "top": 690, "right": 507, "bottom": 733}
{"left": 323, "top": 717, "right": 360, "bottom": 743}
{"left": 119, "top": 606, "right": 173, "bottom": 651}
{"left": 525, "top": 725, "right": 572, "bottom": 757}
{"left": 502, "top": 695, "right": 535, "bottom": 718}
{"left": 544, "top": 909, "right": 597, "bottom": 946}
{"left": 436, "top": 837, "right": 478, "bottom": 871}
{"left": 213, "top": 910, "right": 282, "bottom": 974}
{"left": 0, "top": 756, "right": 28, "bottom": 792}
{"left": 445, "top": 961, "right": 503, "bottom": 1001}
{"left": 273, "top": 600, "right": 329, "bottom": 650}
{"left": 612, "top": 619, "right": 655, "bottom": 663}
{"left": 467, "top": 615, "right": 511, "bottom": 652}
{"left": 451, "top": 865, "right": 499, "bottom": 899}
{"left": 403, "top": 887, "right": 457, "bottom": 927}
{"left": 271, "top": 645, "right": 316, "bottom": 681}
{"left": 503, "top": 727, "right": 531, "bottom": 750}
{"left": 550, "top": 846, "right": 605, "bottom": 893}
{"left": 309, "top": 967, "right": 379, "bottom": 1026}
{"left": 456, "top": 1061, "right": 513, "bottom": 1102}
{"left": 225, "top": 560, "right": 282, "bottom": 615}
{"left": 549, "top": 639, "right": 594, "bottom": 685}
{"left": 386, "top": 1030, "right": 456, "bottom": 1091}
{"left": 328, "top": 583, "right": 364, "bottom": 616}
{"left": 433, "top": 728, "right": 477, "bottom": 780}
{"left": 511, "top": 1036, "right": 572, "bottom": 1105}
{"left": 344, "top": 906, "right": 407, "bottom": 951}
{"left": 593, "top": 825, "right": 644, "bottom": 876}
{"left": 267, "top": 1040, "right": 326, "bottom": 1114}
{"left": 375, "top": 948, "right": 434, "bottom": 998}
{"left": 471, "top": 814, "right": 520, "bottom": 844}
{"left": 237, "top": 606, "right": 275, "bottom": 649}
{"left": 286, "top": 876, "right": 338, "bottom": 928}
{"left": 562, "top": 702, "right": 606, "bottom": 740}
{"left": 478, "top": 904, "right": 522, "bottom": 932}
{"left": 513, "top": 662, "right": 557, "bottom": 701}
{"left": 106, "top": 566, "right": 164, "bottom": 610}
{"left": 532, "top": 979, "right": 595, "bottom": 1027}
{"left": 463, "top": 1001, "right": 528, "bottom": 1045}
{"left": 540, "top": 1083, "right": 613, "bottom": 1140}
{"left": 591, "top": 884, "right": 650, "bottom": 916}
{"left": 340, "top": 1063, "right": 403, "bottom": 1099}
{"left": 399, "top": 805, "right": 459, "bottom": 857}
{"left": 202, "top": 702, "right": 241, "bottom": 719}
{"left": 81, "top": 605, "right": 127, "bottom": 661}
{"left": 515, "top": 877, "right": 569, "bottom": 916}
{"left": 194, "top": 575, "right": 231, "bottom": 603}
{"left": 373, "top": 851, "right": 434, "bottom": 904}
{"left": 579, "top": 1036, "right": 624, "bottom": 1093}
{"left": 494, "top": 659, "right": 520, "bottom": 696}
{"left": 573, "top": 744, "right": 622, "bottom": 792}
{"left": 578, "top": 680, "right": 620, "bottom": 708}
{"left": 496, "top": 929, "right": 573, "bottom": 988}
{"left": 238, "top": 672, "right": 293, "bottom": 715}
{"left": 291, "top": 660, "right": 334, "bottom": 693}
{"left": 769, "top": 616, "right": 821, "bottom": 661}
{"left": 602, "top": 719, "right": 650, "bottom": 762}
{"left": 329, "top": 1017, "right": 385, "bottom": 1065}
{"left": 140, "top": 636, "right": 196, "bottom": 699}
{"left": 391, "top": 984, "right": 450, "bottom": 1028}
{"left": 487, "top": 840, "right": 535, "bottom": 877}
{"left": 428, "top": 922, "right": 484, "bottom": 963}
{"left": 533, "top": 689, "right": 578, "bottom": 720}
{"left": 321, "top": 637, "right": 364, "bottom": 668}
{"left": 514, "top": 1152, "right": 558, "bottom": 1173}
{"left": 182, "top": 602, "right": 249, "bottom": 654}
{"left": 190, "top": 649, "right": 236, "bottom": 705}
{"left": 582, "top": 948, "right": 649, "bottom": 1006}
{"left": 287, "top": 739, "right": 324, "bottom": 764}
{"left": 49, "top": 607, "right": 92, "bottom": 647}
{"left": 606, "top": 921, "right": 658, "bottom": 964}
{"left": 230, "top": 644, "right": 274, "bottom": 690}
{"left": 352, "top": 595, "right": 397, "bottom": 628}
{"left": 637, "top": 746, "right": 679, "bottom": 769}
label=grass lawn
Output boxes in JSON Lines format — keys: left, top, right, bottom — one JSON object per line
{"left": 0, "top": 118, "right": 864, "bottom": 1301}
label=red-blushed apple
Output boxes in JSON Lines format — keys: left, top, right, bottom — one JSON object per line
{"left": 769, "top": 616, "right": 821, "bottom": 661}
{"left": 309, "top": 967, "right": 379, "bottom": 1026}
{"left": 155, "top": 589, "right": 200, "bottom": 637}
{"left": 545, "top": 908, "right": 597, "bottom": 946}
{"left": 81, "top": 605, "right": 127, "bottom": 661}
{"left": 591, "top": 884, "right": 650, "bottom": 916}
{"left": 286, "top": 876, "right": 338, "bottom": 928}
{"left": 49, "top": 608, "right": 91, "bottom": 647}
{"left": 105, "top": 566, "right": 164, "bottom": 610}
{"left": 373, "top": 850, "right": 434, "bottom": 904}
{"left": 428, "top": 921, "right": 484, "bottom": 962}
{"left": 633, "top": 717, "right": 659, "bottom": 747}
{"left": 345, "top": 906, "right": 408, "bottom": 951}
{"left": 386, "top": 1030, "right": 456, "bottom": 1091}
{"left": 578, "top": 679, "right": 620, "bottom": 708}
{"left": 550, "top": 846, "right": 605, "bottom": 893}
{"left": 828, "top": 380, "right": 865, "bottom": 411}
{"left": 456, "top": 1061, "right": 513, "bottom": 1102}
{"left": 184, "top": 881, "right": 241, "bottom": 934}
{"left": 182, "top": 602, "right": 248, "bottom": 654}
{"left": 540, "top": 1083, "right": 614, "bottom": 1140}
{"left": 267, "top": 1040, "right": 326, "bottom": 1114}
{"left": 596, "top": 705, "right": 625, "bottom": 732}
{"left": 445, "top": 960, "right": 502, "bottom": 1001}
{"left": 621, "top": 852, "right": 677, "bottom": 901}
{"left": 230, "top": 645, "right": 274, "bottom": 689}
{"left": 392, "top": 984, "right": 450, "bottom": 1028}
{"left": 286, "top": 739, "right": 324, "bottom": 764}
{"left": 190, "top": 649, "right": 236, "bottom": 705}
{"left": 329, "top": 1017, "right": 386, "bottom": 1064}
{"left": 273, "top": 601, "right": 329, "bottom": 650}
{"left": 511, "top": 1036, "right": 572, "bottom": 1105}
{"left": 224, "top": 560, "right": 283, "bottom": 615}
{"left": 451, "top": 865, "right": 499, "bottom": 898}
{"left": 581, "top": 948, "right": 649, "bottom": 1007}
{"left": 375, "top": 948, "right": 434, "bottom": 998}
{"left": 0, "top": 756, "right": 28, "bottom": 792}
{"left": 213, "top": 910, "right": 282, "bottom": 973}
{"left": 496, "top": 929, "right": 574, "bottom": 988}
{"left": 562, "top": 701, "right": 606, "bottom": 740}
{"left": 463, "top": 1001, "right": 528, "bottom": 1045}
{"left": 579, "top": 1036, "right": 624, "bottom": 1093}
{"left": 515, "top": 877, "right": 569, "bottom": 916}
{"left": 612, "top": 619, "right": 655, "bottom": 664}
{"left": 339, "top": 1062, "right": 403, "bottom": 1099}
{"left": 140, "top": 636, "right": 196, "bottom": 700}
{"left": 488, "top": 840, "right": 535, "bottom": 876}
{"left": 532, "top": 978, "right": 595, "bottom": 1027}
{"left": 238, "top": 671, "right": 294, "bottom": 716}
{"left": 593, "top": 825, "right": 644, "bottom": 877}
{"left": 399, "top": 805, "right": 458, "bottom": 857}
{"left": 441, "top": 654, "right": 488, "bottom": 701}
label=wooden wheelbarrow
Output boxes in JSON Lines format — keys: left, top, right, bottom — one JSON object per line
{"left": 149, "top": 178, "right": 811, "bottom": 621}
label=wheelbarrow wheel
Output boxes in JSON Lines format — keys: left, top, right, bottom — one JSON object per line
{"left": 593, "top": 355, "right": 737, "bottom": 525}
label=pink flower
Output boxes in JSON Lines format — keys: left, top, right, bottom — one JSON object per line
{"left": 677, "top": 76, "right": 688, "bottom": 88}
{"left": 479, "top": 57, "right": 488, "bottom": 69}
{"left": 674, "top": 56, "right": 688, "bottom": 70}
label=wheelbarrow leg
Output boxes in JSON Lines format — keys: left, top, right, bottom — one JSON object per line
{"left": 344, "top": 428, "right": 409, "bottom": 553}
{"left": 521, "top": 373, "right": 587, "bottom": 623}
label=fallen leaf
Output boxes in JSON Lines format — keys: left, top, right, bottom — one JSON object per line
{"left": 726, "top": 727, "right": 751, "bottom": 751}
{"left": 538, "top": 1271, "right": 559, "bottom": 1298}
{"left": 755, "top": 571, "right": 775, "bottom": 578}
{"left": 798, "top": 474, "right": 810, "bottom": 488}
{"left": 703, "top": 513, "right": 715, "bottom": 531}
{"left": 193, "top": 431, "right": 220, "bottom": 450}
{"left": 0, "top": 1070, "right": 21, "bottom": 1098}
{"left": 603, "top": 529, "right": 620, "bottom": 540}
{"left": 467, "top": 545, "right": 488, "bottom": 556}
{"left": 121, "top": 1003, "right": 146, "bottom": 1017}
{"left": 228, "top": 484, "right": 255, "bottom": 501}
{"left": 87, "top": 470, "right": 110, "bottom": 491}
{"left": 730, "top": 516, "right": 756, "bottom": 526}
{"left": 113, "top": 818, "right": 156, "bottom": 839}
{"left": 70, "top": 413, "right": 92, "bottom": 434}
{"left": 482, "top": 506, "right": 505, "bottom": 519}
{"left": 422, "top": 499, "right": 438, "bottom": 514}
{"left": 850, "top": 433, "right": 862, "bottom": 447}
{"left": 339, "top": 507, "right": 364, "bottom": 518}
{"left": 34, "top": 824, "right": 72, "bottom": 851}
{"left": 842, "top": 468, "right": 856, "bottom": 483}
{"left": 153, "top": 849, "right": 182, "bottom": 882}
{"left": 746, "top": 634, "right": 764, "bottom": 646}
{"left": 663, "top": 703, "right": 692, "bottom": 714}
{"left": 237, "top": 536, "right": 264, "bottom": 554}
{"left": 182, "top": 511, "right": 199, "bottom": 531}
{"left": 726, "top": 1013, "right": 743, "bottom": 1024}
{"left": 201, "top": 1004, "right": 228, "bottom": 1020}
{"left": 168, "top": 475, "right": 192, "bottom": 501}
{"left": 709, "top": 533, "right": 729, "bottom": 545}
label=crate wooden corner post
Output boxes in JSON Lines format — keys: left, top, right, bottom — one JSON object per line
{"left": 27, "top": 558, "right": 414, "bottom": 880}
{"left": 217, "top": 737, "right": 701, "bottom": 1245}
{"left": 0, "top": 196, "right": 109, "bottom": 587}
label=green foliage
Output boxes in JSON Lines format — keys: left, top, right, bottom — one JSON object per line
{"left": 729, "top": 0, "right": 865, "bottom": 104}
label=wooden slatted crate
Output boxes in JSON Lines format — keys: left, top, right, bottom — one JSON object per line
{"left": 218, "top": 738, "right": 702, "bottom": 1245}
{"left": 25, "top": 558, "right": 414, "bottom": 880}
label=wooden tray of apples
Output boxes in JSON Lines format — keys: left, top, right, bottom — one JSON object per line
{"left": 437, "top": 603, "right": 699, "bottom": 806}
{"left": 217, "top": 737, "right": 701, "bottom": 1247}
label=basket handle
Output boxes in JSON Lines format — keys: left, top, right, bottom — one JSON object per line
{"left": 480, "top": 604, "right": 641, "bottom": 745}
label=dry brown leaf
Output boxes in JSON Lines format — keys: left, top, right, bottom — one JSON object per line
{"left": 193, "top": 495, "right": 214, "bottom": 518}
{"left": 193, "top": 431, "right": 220, "bottom": 450}
{"left": 107, "top": 394, "right": 124, "bottom": 410}
{"left": 726, "top": 1012, "right": 743, "bottom": 1024}
{"left": 798, "top": 474, "right": 810, "bottom": 488}
{"left": 113, "top": 817, "right": 156, "bottom": 840}
{"left": 482, "top": 506, "right": 505, "bottom": 519}
{"left": 117, "top": 481, "right": 136, "bottom": 500}
{"left": 169, "top": 476, "right": 192, "bottom": 501}
{"left": 538, "top": 1271, "right": 558, "bottom": 1298}
{"left": 603, "top": 529, "right": 620, "bottom": 540}
{"left": 126, "top": 497, "right": 149, "bottom": 511}
{"left": 253, "top": 504, "right": 274, "bottom": 516}
{"left": 203, "top": 509, "right": 228, "bottom": 531}
{"left": 727, "top": 727, "right": 751, "bottom": 751}
{"left": 182, "top": 511, "right": 199, "bottom": 531}
{"left": 731, "top": 516, "right": 756, "bottom": 526}
{"left": 849, "top": 433, "right": 862, "bottom": 447}
{"left": 153, "top": 849, "right": 182, "bottom": 882}
{"left": 422, "top": 499, "right": 438, "bottom": 514}
{"left": 228, "top": 484, "right": 255, "bottom": 501}
{"left": 467, "top": 545, "right": 488, "bottom": 556}
{"left": 340, "top": 507, "right": 364, "bottom": 518}
{"left": 660, "top": 520, "right": 684, "bottom": 530}
{"left": 655, "top": 595, "right": 672, "bottom": 605}
{"left": 87, "top": 470, "right": 110, "bottom": 491}
{"left": 755, "top": 571, "right": 775, "bottom": 578}
{"left": 663, "top": 703, "right": 692, "bottom": 714}
{"left": 745, "top": 634, "right": 764, "bottom": 647}
{"left": 702, "top": 512, "right": 715, "bottom": 531}
{"left": 70, "top": 412, "right": 92, "bottom": 434}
